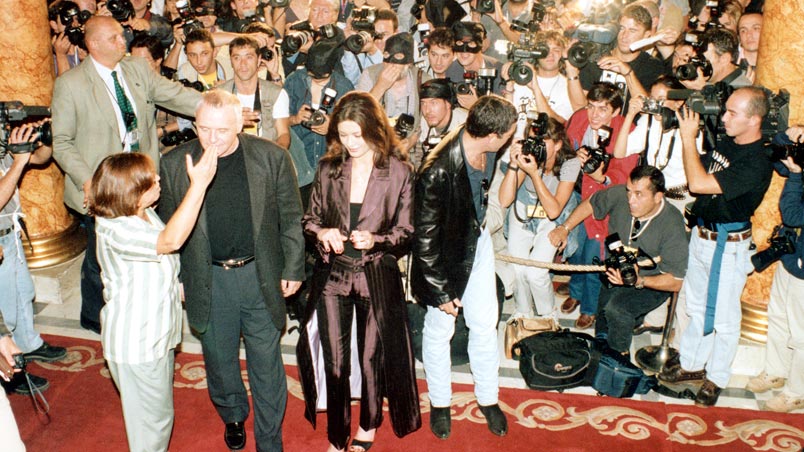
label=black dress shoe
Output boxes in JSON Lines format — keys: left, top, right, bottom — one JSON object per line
{"left": 24, "top": 342, "right": 67, "bottom": 362}
{"left": 658, "top": 365, "right": 706, "bottom": 384}
{"left": 224, "top": 421, "right": 246, "bottom": 450}
{"left": 429, "top": 406, "right": 451, "bottom": 440}
{"left": 5, "top": 373, "right": 49, "bottom": 395}
{"left": 478, "top": 403, "right": 508, "bottom": 437}
{"left": 694, "top": 379, "right": 722, "bottom": 407}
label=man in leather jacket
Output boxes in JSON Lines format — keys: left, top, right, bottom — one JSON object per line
{"left": 411, "top": 95, "right": 517, "bottom": 440}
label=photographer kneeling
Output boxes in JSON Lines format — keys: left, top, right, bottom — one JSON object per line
{"left": 549, "top": 166, "right": 688, "bottom": 354}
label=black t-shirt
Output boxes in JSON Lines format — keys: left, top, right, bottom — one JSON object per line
{"left": 590, "top": 184, "right": 689, "bottom": 279}
{"left": 690, "top": 137, "right": 773, "bottom": 223}
{"left": 580, "top": 51, "right": 669, "bottom": 111}
{"left": 206, "top": 143, "right": 256, "bottom": 260}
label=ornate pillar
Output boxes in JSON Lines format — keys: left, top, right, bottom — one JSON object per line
{"left": 741, "top": 0, "right": 804, "bottom": 342}
{"left": 0, "top": 0, "right": 85, "bottom": 268}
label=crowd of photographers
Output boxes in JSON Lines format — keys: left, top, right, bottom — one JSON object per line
{"left": 3, "top": 0, "right": 804, "bottom": 447}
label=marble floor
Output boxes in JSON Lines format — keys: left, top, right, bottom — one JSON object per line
{"left": 27, "top": 252, "right": 797, "bottom": 414}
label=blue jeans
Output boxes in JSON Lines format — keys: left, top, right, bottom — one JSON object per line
{"left": 0, "top": 232, "right": 44, "bottom": 353}
{"left": 568, "top": 223, "right": 603, "bottom": 316}
{"left": 423, "top": 229, "right": 500, "bottom": 407}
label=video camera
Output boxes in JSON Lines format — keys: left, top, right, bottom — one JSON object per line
{"left": 302, "top": 88, "right": 337, "bottom": 129}
{"left": 751, "top": 224, "right": 797, "bottom": 272}
{"left": 0, "top": 102, "right": 52, "bottom": 158}
{"left": 518, "top": 111, "right": 549, "bottom": 168}
{"left": 580, "top": 126, "right": 613, "bottom": 174}
{"left": 174, "top": 0, "right": 205, "bottom": 36}
{"left": 281, "top": 21, "right": 339, "bottom": 56}
{"left": 506, "top": 32, "right": 549, "bottom": 85}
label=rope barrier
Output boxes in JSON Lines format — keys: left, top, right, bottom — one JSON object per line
{"left": 495, "top": 253, "right": 662, "bottom": 272}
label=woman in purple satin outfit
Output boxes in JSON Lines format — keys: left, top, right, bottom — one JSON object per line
{"left": 297, "top": 91, "right": 421, "bottom": 452}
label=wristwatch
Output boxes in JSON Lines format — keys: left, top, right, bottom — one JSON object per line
{"left": 634, "top": 276, "right": 645, "bottom": 290}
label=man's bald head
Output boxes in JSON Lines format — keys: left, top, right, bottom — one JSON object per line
{"left": 84, "top": 16, "right": 127, "bottom": 68}
{"left": 85, "top": 15, "right": 120, "bottom": 43}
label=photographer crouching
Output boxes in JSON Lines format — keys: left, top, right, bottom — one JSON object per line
{"left": 745, "top": 125, "right": 804, "bottom": 413}
{"left": 549, "top": 166, "right": 688, "bottom": 355}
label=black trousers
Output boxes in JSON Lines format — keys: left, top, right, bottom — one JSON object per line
{"left": 79, "top": 214, "right": 104, "bottom": 331}
{"left": 200, "top": 262, "right": 287, "bottom": 452}
{"left": 595, "top": 284, "right": 670, "bottom": 353}
{"left": 317, "top": 257, "right": 383, "bottom": 450}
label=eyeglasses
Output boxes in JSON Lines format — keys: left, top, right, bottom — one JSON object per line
{"left": 481, "top": 178, "right": 490, "bottom": 207}
{"left": 630, "top": 218, "right": 642, "bottom": 242}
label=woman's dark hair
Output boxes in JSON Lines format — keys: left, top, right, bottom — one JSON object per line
{"left": 651, "top": 75, "right": 685, "bottom": 92}
{"left": 541, "top": 117, "right": 575, "bottom": 177}
{"left": 90, "top": 153, "right": 156, "bottom": 218}
{"left": 130, "top": 34, "right": 165, "bottom": 61}
{"left": 322, "top": 91, "right": 407, "bottom": 177}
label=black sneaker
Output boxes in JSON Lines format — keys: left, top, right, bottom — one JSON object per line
{"left": 23, "top": 342, "right": 67, "bottom": 363}
{"left": 11, "top": 373, "right": 49, "bottom": 395}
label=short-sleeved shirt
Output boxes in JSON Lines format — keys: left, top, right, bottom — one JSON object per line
{"left": 624, "top": 114, "right": 703, "bottom": 189}
{"left": 690, "top": 137, "right": 773, "bottom": 223}
{"left": 590, "top": 184, "right": 689, "bottom": 279}
{"left": 96, "top": 208, "right": 182, "bottom": 364}
{"left": 516, "top": 157, "right": 581, "bottom": 207}
{"left": 580, "top": 51, "right": 668, "bottom": 111}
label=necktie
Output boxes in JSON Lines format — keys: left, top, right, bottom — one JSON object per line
{"left": 111, "top": 71, "right": 139, "bottom": 151}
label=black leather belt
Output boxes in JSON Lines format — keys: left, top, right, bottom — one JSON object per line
{"left": 0, "top": 227, "right": 13, "bottom": 238}
{"left": 332, "top": 255, "right": 365, "bottom": 272}
{"left": 212, "top": 256, "right": 255, "bottom": 270}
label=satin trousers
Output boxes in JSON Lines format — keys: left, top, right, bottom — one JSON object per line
{"left": 317, "top": 256, "right": 383, "bottom": 449}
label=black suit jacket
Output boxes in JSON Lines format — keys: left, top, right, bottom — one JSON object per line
{"left": 158, "top": 134, "right": 306, "bottom": 332}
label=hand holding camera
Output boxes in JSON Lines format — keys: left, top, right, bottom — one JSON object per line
{"left": 0, "top": 335, "right": 24, "bottom": 382}
{"left": 675, "top": 105, "right": 700, "bottom": 143}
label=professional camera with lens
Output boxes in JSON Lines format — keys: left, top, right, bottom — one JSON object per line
{"left": 281, "top": 21, "right": 338, "bottom": 55}
{"left": 235, "top": 9, "right": 266, "bottom": 33}
{"left": 475, "top": 68, "right": 497, "bottom": 96}
{"left": 161, "top": 128, "right": 197, "bottom": 147}
{"left": 259, "top": 46, "right": 274, "bottom": 61}
{"left": 178, "top": 79, "right": 206, "bottom": 92}
{"left": 302, "top": 88, "right": 338, "bottom": 129}
{"left": 410, "top": 0, "right": 427, "bottom": 20}
{"left": 674, "top": 33, "right": 712, "bottom": 82}
{"left": 751, "top": 225, "right": 797, "bottom": 272}
{"left": 769, "top": 142, "right": 804, "bottom": 167}
{"left": 666, "top": 87, "right": 724, "bottom": 116}
{"left": 641, "top": 99, "right": 679, "bottom": 131}
{"left": 455, "top": 71, "right": 477, "bottom": 95}
{"left": 641, "top": 97, "right": 664, "bottom": 115}
{"left": 506, "top": 36, "right": 549, "bottom": 85}
{"left": 107, "top": 0, "right": 135, "bottom": 23}
{"left": 565, "top": 22, "right": 617, "bottom": 68}
{"left": 601, "top": 233, "right": 639, "bottom": 286}
{"left": 581, "top": 125, "right": 613, "bottom": 174}
{"left": 689, "top": 0, "right": 722, "bottom": 30}
{"left": 174, "top": 0, "right": 205, "bottom": 35}
{"left": 57, "top": 2, "right": 91, "bottom": 49}
{"left": 345, "top": 30, "right": 374, "bottom": 53}
{"left": 270, "top": 0, "right": 290, "bottom": 7}
{"left": 351, "top": 6, "right": 377, "bottom": 32}
{"left": 0, "top": 101, "right": 52, "bottom": 157}
{"left": 394, "top": 114, "right": 415, "bottom": 139}
{"left": 475, "top": 0, "right": 494, "bottom": 14}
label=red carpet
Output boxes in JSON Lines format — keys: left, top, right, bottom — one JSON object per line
{"left": 8, "top": 335, "right": 804, "bottom": 452}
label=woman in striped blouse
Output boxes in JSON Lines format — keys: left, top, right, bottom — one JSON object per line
{"left": 89, "top": 148, "right": 216, "bottom": 452}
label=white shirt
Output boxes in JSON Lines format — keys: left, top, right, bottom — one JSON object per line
{"left": 96, "top": 208, "right": 182, "bottom": 364}
{"left": 90, "top": 56, "right": 137, "bottom": 151}
{"left": 625, "top": 113, "right": 703, "bottom": 188}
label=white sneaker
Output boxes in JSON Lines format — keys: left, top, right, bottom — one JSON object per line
{"left": 745, "top": 371, "right": 785, "bottom": 393}
{"left": 765, "top": 392, "right": 804, "bottom": 413}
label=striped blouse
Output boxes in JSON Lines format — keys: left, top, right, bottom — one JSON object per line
{"left": 96, "top": 208, "right": 182, "bottom": 364}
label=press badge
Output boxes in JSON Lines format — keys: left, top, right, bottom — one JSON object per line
{"left": 125, "top": 129, "right": 142, "bottom": 151}
{"left": 527, "top": 204, "right": 548, "bottom": 219}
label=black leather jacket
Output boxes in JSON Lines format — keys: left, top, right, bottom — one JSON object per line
{"left": 411, "top": 126, "right": 496, "bottom": 307}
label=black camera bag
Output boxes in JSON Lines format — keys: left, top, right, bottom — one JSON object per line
{"left": 590, "top": 346, "right": 657, "bottom": 398}
{"left": 513, "top": 330, "right": 597, "bottom": 392}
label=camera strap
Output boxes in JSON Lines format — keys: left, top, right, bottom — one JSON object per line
{"left": 23, "top": 370, "right": 51, "bottom": 424}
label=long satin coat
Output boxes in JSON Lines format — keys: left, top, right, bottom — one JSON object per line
{"left": 296, "top": 155, "right": 422, "bottom": 438}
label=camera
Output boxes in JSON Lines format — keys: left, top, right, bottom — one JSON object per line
{"left": 351, "top": 6, "right": 377, "bottom": 32}
{"left": 270, "top": 0, "right": 290, "bottom": 7}
{"left": 281, "top": 21, "right": 338, "bottom": 55}
{"left": 581, "top": 126, "right": 613, "bottom": 174}
{"left": 640, "top": 100, "right": 680, "bottom": 131}
{"left": 174, "top": 0, "right": 205, "bottom": 36}
{"left": 602, "top": 233, "right": 639, "bottom": 286}
{"left": 769, "top": 142, "right": 804, "bottom": 167}
{"left": 259, "top": 46, "right": 274, "bottom": 61}
{"left": 0, "top": 101, "right": 52, "bottom": 157}
{"left": 641, "top": 97, "right": 664, "bottom": 115}
{"left": 455, "top": 71, "right": 477, "bottom": 95}
{"left": 345, "top": 30, "right": 374, "bottom": 53}
{"left": 302, "top": 88, "right": 337, "bottom": 129}
{"left": 565, "top": 22, "right": 617, "bottom": 68}
{"left": 394, "top": 114, "right": 415, "bottom": 139}
{"left": 751, "top": 225, "right": 797, "bottom": 272}
{"left": 674, "top": 33, "right": 712, "bottom": 82}
{"left": 518, "top": 111, "right": 549, "bottom": 165}
{"left": 475, "top": 0, "right": 494, "bottom": 14}
{"left": 235, "top": 9, "right": 266, "bottom": 33}
{"left": 178, "top": 79, "right": 206, "bottom": 92}
{"left": 107, "top": 0, "right": 134, "bottom": 23}
{"left": 410, "top": 0, "right": 426, "bottom": 20}
{"left": 161, "top": 128, "right": 197, "bottom": 147}
{"left": 422, "top": 134, "right": 442, "bottom": 159}
{"left": 506, "top": 37, "right": 549, "bottom": 85}
{"left": 476, "top": 68, "right": 497, "bottom": 96}
{"left": 667, "top": 88, "right": 724, "bottom": 116}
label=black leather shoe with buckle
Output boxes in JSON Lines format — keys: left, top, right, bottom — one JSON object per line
{"left": 224, "top": 421, "right": 246, "bottom": 450}
{"left": 478, "top": 403, "right": 508, "bottom": 436}
{"left": 429, "top": 406, "right": 451, "bottom": 439}
{"left": 694, "top": 379, "right": 722, "bottom": 407}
